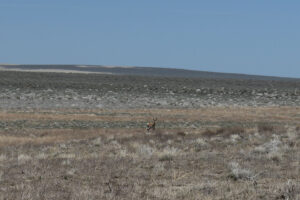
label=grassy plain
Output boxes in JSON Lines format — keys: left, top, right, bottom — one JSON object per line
{"left": 0, "top": 107, "right": 300, "bottom": 199}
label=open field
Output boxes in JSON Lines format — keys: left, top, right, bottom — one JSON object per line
{"left": 0, "top": 107, "right": 300, "bottom": 199}
{"left": 0, "top": 70, "right": 300, "bottom": 199}
{"left": 1, "top": 70, "right": 300, "bottom": 109}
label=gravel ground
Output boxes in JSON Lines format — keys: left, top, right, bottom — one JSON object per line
{"left": 0, "top": 71, "right": 300, "bottom": 109}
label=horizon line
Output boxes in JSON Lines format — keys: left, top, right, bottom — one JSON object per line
{"left": 0, "top": 63, "right": 299, "bottom": 79}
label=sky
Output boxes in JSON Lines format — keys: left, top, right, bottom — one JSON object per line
{"left": 0, "top": 0, "right": 299, "bottom": 78}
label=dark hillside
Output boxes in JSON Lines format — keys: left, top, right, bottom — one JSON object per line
{"left": 0, "top": 64, "right": 298, "bottom": 80}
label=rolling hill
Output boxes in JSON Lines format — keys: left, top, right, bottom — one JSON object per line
{"left": 0, "top": 64, "right": 297, "bottom": 81}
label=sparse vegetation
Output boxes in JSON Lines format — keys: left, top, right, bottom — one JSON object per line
{"left": 0, "top": 71, "right": 300, "bottom": 199}
{"left": 202, "top": 126, "right": 245, "bottom": 138}
{"left": 228, "top": 162, "right": 253, "bottom": 181}
{"left": 0, "top": 108, "right": 299, "bottom": 199}
{"left": 1, "top": 70, "right": 300, "bottom": 109}
{"left": 257, "top": 123, "right": 275, "bottom": 133}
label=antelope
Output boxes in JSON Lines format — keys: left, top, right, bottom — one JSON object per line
{"left": 147, "top": 118, "right": 157, "bottom": 131}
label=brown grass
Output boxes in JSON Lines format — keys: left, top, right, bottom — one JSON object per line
{"left": 1, "top": 106, "right": 300, "bottom": 124}
{"left": 202, "top": 126, "right": 246, "bottom": 138}
{"left": 257, "top": 123, "right": 275, "bottom": 133}
{"left": 0, "top": 106, "right": 300, "bottom": 199}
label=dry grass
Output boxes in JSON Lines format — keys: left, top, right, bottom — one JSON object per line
{"left": 0, "top": 107, "right": 300, "bottom": 199}
{"left": 202, "top": 126, "right": 246, "bottom": 138}
{"left": 1, "top": 106, "right": 300, "bottom": 124}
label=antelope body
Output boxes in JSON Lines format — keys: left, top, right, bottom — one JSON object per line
{"left": 147, "top": 118, "right": 157, "bottom": 131}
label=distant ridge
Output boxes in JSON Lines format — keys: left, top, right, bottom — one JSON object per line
{"left": 0, "top": 64, "right": 297, "bottom": 81}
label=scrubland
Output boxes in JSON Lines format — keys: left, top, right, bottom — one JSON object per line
{"left": 0, "top": 71, "right": 300, "bottom": 199}
{"left": 0, "top": 107, "right": 300, "bottom": 199}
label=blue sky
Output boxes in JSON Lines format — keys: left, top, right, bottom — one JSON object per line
{"left": 0, "top": 0, "right": 299, "bottom": 77}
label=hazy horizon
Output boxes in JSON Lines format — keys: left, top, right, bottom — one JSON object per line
{"left": 1, "top": 63, "right": 300, "bottom": 80}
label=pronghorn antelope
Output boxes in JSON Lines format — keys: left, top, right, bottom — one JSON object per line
{"left": 147, "top": 118, "right": 157, "bottom": 131}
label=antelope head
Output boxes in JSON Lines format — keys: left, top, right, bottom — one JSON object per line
{"left": 147, "top": 117, "right": 157, "bottom": 131}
